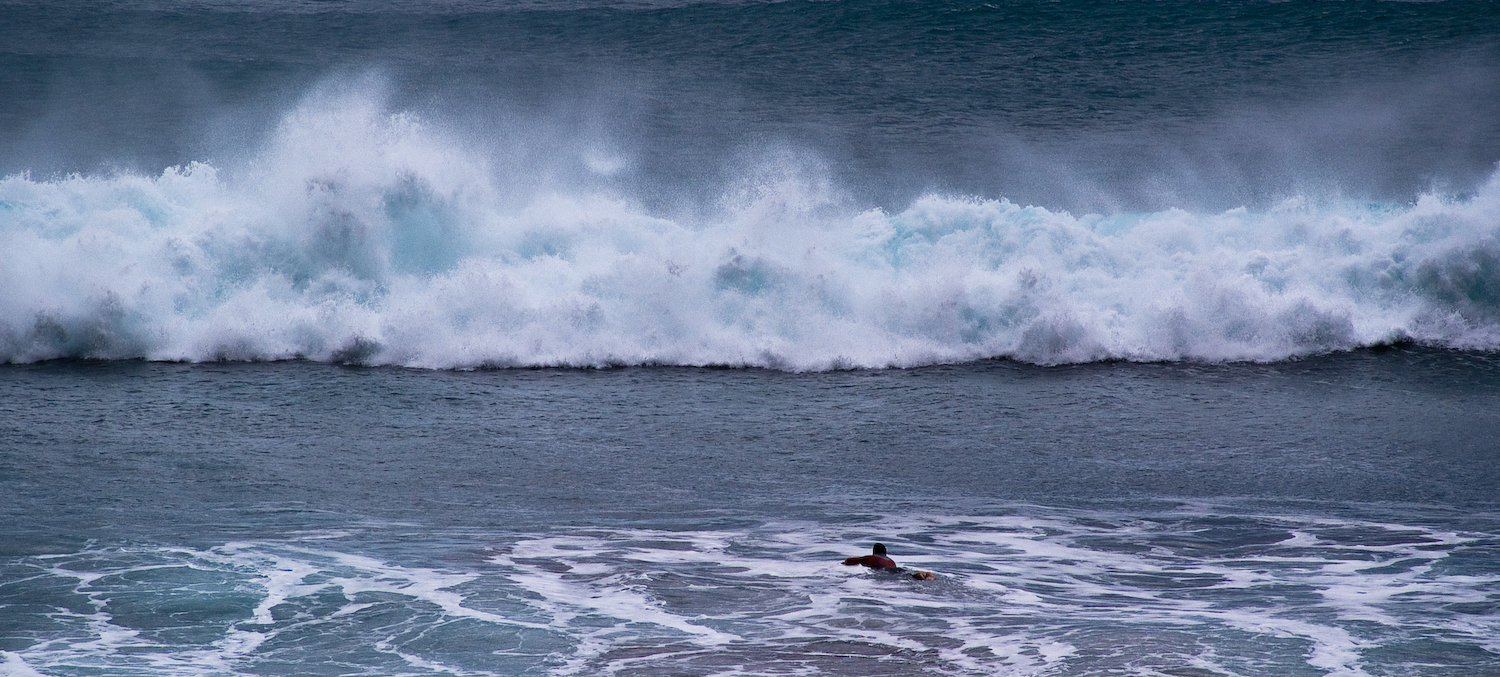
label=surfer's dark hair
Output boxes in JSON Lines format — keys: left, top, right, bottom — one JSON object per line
{"left": 873, "top": 543, "right": 887, "bottom": 556}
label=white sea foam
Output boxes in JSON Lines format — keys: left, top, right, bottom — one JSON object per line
{"left": 3, "top": 507, "right": 1498, "bottom": 676}
{"left": 3, "top": 88, "right": 1500, "bottom": 369}
{"left": 0, "top": 652, "right": 49, "bottom": 677}
{"left": 483, "top": 512, "right": 1500, "bottom": 676}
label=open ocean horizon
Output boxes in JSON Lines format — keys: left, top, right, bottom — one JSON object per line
{"left": 3, "top": 1, "right": 1500, "bottom": 675}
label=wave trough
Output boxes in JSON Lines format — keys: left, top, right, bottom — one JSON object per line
{"left": 4, "top": 94, "right": 1500, "bottom": 370}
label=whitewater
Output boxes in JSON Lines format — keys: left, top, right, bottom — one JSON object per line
{"left": 5, "top": 88, "right": 1498, "bottom": 370}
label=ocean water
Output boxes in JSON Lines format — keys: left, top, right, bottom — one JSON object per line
{"left": 3, "top": 356, "right": 1500, "bottom": 676}
{"left": 3, "top": 1, "right": 1500, "bottom": 675}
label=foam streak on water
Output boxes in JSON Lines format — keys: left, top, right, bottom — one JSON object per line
{"left": 3, "top": 506, "right": 1497, "bottom": 677}
{"left": 2, "top": 89, "right": 1500, "bottom": 370}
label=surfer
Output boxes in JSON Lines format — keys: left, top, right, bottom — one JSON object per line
{"left": 842, "top": 543, "right": 936, "bottom": 580}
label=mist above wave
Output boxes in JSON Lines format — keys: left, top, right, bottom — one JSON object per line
{"left": 3, "top": 90, "right": 1499, "bottom": 370}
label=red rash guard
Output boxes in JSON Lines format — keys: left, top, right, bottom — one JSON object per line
{"left": 842, "top": 554, "right": 899, "bottom": 570}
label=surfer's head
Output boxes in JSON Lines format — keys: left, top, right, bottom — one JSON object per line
{"left": 872, "top": 543, "right": 887, "bottom": 556}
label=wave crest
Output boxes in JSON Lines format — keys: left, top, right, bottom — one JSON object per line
{"left": 3, "top": 94, "right": 1500, "bottom": 369}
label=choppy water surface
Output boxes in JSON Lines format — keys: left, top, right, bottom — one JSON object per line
{"left": 3, "top": 354, "right": 1499, "bottom": 676}
{"left": 5, "top": 507, "right": 1498, "bottom": 677}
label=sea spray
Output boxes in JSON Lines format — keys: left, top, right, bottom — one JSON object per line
{"left": 3, "top": 93, "right": 1500, "bottom": 369}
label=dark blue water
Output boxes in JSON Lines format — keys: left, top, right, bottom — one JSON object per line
{"left": 4, "top": 1, "right": 1500, "bottom": 674}
{"left": 6, "top": 349, "right": 1500, "bottom": 532}
{"left": 5, "top": 0, "right": 1499, "bottom": 211}
{"left": 3, "top": 351, "right": 1500, "bottom": 675}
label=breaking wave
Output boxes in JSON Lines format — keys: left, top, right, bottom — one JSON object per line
{"left": 4, "top": 92, "right": 1500, "bottom": 370}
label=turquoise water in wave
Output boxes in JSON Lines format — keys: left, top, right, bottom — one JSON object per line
{"left": 3, "top": 1, "right": 1500, "bottom": 367}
